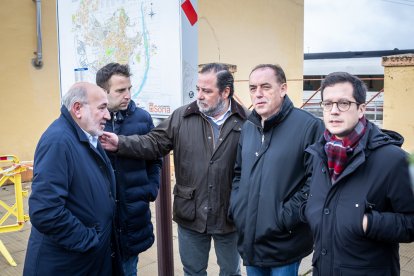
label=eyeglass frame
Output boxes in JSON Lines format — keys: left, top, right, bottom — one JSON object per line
{"left": 319, "top": 100, "right": 362, "bottom": 112}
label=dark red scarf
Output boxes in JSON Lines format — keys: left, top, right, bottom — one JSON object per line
{"left": 324, "top": 117, "right": 367, "bottom": 183}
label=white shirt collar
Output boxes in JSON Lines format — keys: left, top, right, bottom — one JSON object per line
{"left": 81, "top": 129, "right": 98, "bottom": 148}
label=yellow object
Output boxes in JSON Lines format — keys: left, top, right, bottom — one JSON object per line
{"left": 0, "top": 240, "right": 16, "bottom": 266}
{"left": 382, "top": 54, "right": 414, "bottom": 153}
{"left": 0, "top": 155, "right": 30, "bottom": 266}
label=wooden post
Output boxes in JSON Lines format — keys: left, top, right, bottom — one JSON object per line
{"left": 155, "top": 154, "right": 174, "bottom": 275}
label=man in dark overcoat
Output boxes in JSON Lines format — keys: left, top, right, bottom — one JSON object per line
{"left": 24, "top": 82, "right": 120, "bottom": 275}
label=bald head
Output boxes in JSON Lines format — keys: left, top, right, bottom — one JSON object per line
{"left": 63, "top": 82, "right": 110, "bottom": 136}
{"left": 62, "top": 82, "right": 106, "bottom": 110}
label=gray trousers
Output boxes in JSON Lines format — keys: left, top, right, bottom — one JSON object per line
{"left": 178, "top": 225, "right": 241, "bottom": 276}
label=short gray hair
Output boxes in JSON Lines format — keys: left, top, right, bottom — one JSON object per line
{"left": 62, "top": 85, "right": 88, "bottom": 110}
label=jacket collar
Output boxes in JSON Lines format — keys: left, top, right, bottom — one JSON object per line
{"left": 366, "top": 123, "right": 404, "bottom": 150}
{"left": 307, "top": 120, "right": 405, "bottom": 182}
{"left": 61, "top": 105, "right": 110, "bottom": 162}
{"left": 61, "top": 105, "right": 90, "bottom": 144}
{"left": 310, "top": 120, "right": 404, "bottom": 154}
{"left": 111, "top": 100, "right": 136, "bottom": 122}
{"left": 183, "top": 98, "right": 248, "bottom": 120}
{"left": 248, "top": 95, "right": 293, "bottom": 131}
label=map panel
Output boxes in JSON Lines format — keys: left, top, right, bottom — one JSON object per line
{"left": 57, "top": 0, "right": 185, "bottom": 117}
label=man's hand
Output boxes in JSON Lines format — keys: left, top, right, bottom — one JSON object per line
{"left": 99, "top": 132, "right": 119, "bottom": 152}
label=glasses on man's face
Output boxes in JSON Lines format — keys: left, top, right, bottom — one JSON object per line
{"left": 320, "top": 100, "right": 359, "bottom": 112}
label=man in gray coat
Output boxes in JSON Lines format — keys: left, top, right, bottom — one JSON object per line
{"left": 100, "top": 63, "right": 247, "bottom": 276}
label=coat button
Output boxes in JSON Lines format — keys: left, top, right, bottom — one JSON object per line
{"left": 321, "top": 248, "right": 327, "bottom": 255}
{"left": 324, "top": 208, "right": 330, "bottom": 215}
{"left": 210, "top": 161, "right": 213, "bottom": 164}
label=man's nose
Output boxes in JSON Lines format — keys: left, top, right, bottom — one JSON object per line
{"left": 104, "top": 109, "right": 111, "bottom": 120}
{"left": 330, "top": 102, "right": 340, "bottom": 113}
{"left": 125, "top": 89, "right": 131, "bottom": 99}
{"left": 254, "top": 88, "right": 264, "bottom": 97}
{"left": 197, "top": 91, "right": 204, "bottom": 100}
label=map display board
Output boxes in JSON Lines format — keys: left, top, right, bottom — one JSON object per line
{"left": 57, "top": 0, "right": 198, "bottom": 118}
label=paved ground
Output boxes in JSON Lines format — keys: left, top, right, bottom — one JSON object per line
{"left": 1, "top": 182, "right": 414, "bottom": 275}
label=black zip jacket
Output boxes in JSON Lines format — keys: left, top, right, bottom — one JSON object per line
{"left": 229, "top": 96, "right": 324, "bottom": 267}
{"left": 305, "top": 121, "right": 414, "bottom": 276}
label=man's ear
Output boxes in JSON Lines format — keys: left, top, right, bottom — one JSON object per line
{"left": 280, "top": 83, "right": 288, "bottom": 98}
{"left": 222, "top": 87, "right": 231, "bottom": 99}
{"left": 358, "top": 103, "right": 366, "bottom": 119}
{"left": 72, "top": 102, "right": 83, "bottom": 119}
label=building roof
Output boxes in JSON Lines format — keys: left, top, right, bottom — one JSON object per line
{"left": 303, "top": 49, "right": 414, "bottom": 76}
{"left": 304, "top": 49, "right": 414, "bottom": 60}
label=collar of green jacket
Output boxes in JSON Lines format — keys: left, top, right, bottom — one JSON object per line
{"left": 183, "top": 98, "right": 248, "bottom": 119}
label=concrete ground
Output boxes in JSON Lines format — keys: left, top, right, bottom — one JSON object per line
{"left": 1, "top": 182, "right": 414, "bottom": 275}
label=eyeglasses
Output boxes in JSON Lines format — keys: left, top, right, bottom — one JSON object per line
{"left": 320, "top": 100, "right": 360, "bottom": 112}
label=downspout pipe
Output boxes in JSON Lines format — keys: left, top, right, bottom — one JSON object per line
{"left": 32, "top": 0, "right": 43, "bottom": 69}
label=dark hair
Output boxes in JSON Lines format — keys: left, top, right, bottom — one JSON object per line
{"left": 96, "top": 63, "right": 131, "bottom": 91}
{"left": 200, "top": 63, "right": 234, "bottom": 97}
{"left": 250, "top": 64, "right": 287, "bottom": 84}
{"left": 320, "top": 72, "right": 367, "bottom": 104}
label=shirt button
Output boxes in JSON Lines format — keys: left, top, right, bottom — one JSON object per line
{"left": 255, "top": 152, "right": 259, "bottom": 157}
{"left": 210, "top": 161, "right": 213, "bottom": 164}
{"left": 324, "top": 208, "right": 330, "bottom": 215}
{"left": 208, "top": 136, "right": 212, "bottom": 140}
{"left": 209, "top": 185, "right": 213, "bottom": 189}
{"left": 321, "top": 248, "right": 327, "bottom": 255}
{"left": 204, "top": 206, "right": 208, "bottom": 211}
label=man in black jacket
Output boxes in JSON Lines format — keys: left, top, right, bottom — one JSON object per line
{"left": 229, "top": 64, "right": 323, "bottom": 275}
{"left": 305, "top": 72, "right": 414, "bottom": 275}
{"left": 96, "top": 63, "right": 162, "bottom": 276}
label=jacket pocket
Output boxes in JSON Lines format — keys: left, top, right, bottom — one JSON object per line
{"left": 173, "top": 185, "right": 196, "bottom": 221}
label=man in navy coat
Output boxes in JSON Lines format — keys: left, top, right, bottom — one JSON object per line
{"left": 96, "top": 63, "right": 161, "bottom": 276}
{"left": 23, "top": 82, "right": 119, "bottom": 275}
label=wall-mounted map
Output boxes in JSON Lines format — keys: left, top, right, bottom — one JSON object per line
{"left": 57, "top": 0, "right": 198, "bottom": 117}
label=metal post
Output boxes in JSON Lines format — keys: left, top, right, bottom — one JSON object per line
{"left": 155, "top": 154, "right": 174, "bottom": 275}
{"left": 32, "top": 0, "right": 43, "bottom": 69}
